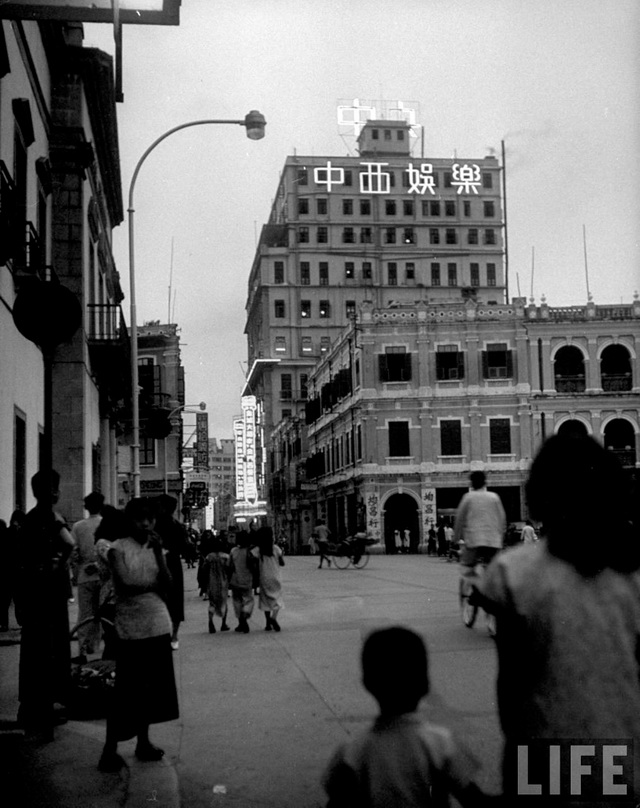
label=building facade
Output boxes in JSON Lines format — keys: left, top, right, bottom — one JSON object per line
{"left": 208, "top": 437, "right": 236, "bottom": 531}
{"left": 284, "top": 296, "right": 639, "bottom": 552}
{"left": 0, "top": 19, "right": 128, "bottom": 523}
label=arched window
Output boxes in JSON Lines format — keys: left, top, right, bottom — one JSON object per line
{"left": 554, "top": 346, "right": 585, "bottom": 393}
{"left": 557, "top": 420, "right": 589, "bottom": 438}
{"left": 600, "top": 344, "right": 632, "bottom": 392}
{"left": 603, "top": 419, "right": 636, "bottom": 468}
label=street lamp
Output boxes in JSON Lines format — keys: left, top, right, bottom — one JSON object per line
{"left": 128, "top": 111, "right": 266, "bottom": 498}
{"left": 163, "top": 401, "right": 206, "bottom": 495}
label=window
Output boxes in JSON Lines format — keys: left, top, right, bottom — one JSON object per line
{"left": 487, "top": 263, "right": 496, "bottom": 286}
{"left": 360, "top": 199, "right": 371, "bottom": 215}
{"left": 468, "top": 229, "right": 478, "bottom": 245}
{"left": 14, "top": 409, "right": 26, "bottom": 512}
{"left": 388, "top": 263, "right": 397, "bottom": 286}
{"left": 384, "top": 129, "right": 392, "bottom": 141}
{"left": 282, "top": 409, "right": 291, "bottom": 418}
{"left": 379, "top": 347, "right": 412, "bottom": 382}
{"left": 317, "top": 198, "right": 328, "bottom": 215}
{"left": 447, "top": 263, "right": 457, "bottom": 286}
{"left": 445, "top": 228, "right": 457, "bottom": 245}
{"left": 385, "top": 228, "right": 396, "bottom": 244}
{"left": 483, "top": 343, "right": 513, "bottom": 379}
{"left": 470, "top": 263, "right": 480, "bottom": 287}
{"left": 403, "top": 200, "right": 414, "bottom": 216}
{"left": 362, "top": 262, "right": 372, "bottom": 280}
{"left": 274, "top": 299, "right": 285, "bottom": 318}
{"left": 385, "top": 200, "right": 396, "bottom": 215}
{"left": 482, "top": 172, "right": 493, "bottom": 189}
{"left": 297, "top": 167, "right": 308, "bottom": 185}
{"left": 300, "top": 262, "right": 310, "bottom": 285}
{"left": 421, "top": 200, "right": 430, "bottom": 216}
{"left": 300, "top": 374, "right": 308, "bottom": 400}
{"left": 388, "top": 421, "right": 410, "bottom": 457}
{"left": 445, "top": 200, "right": 456, "bottom": 217}
{"left": 280, "top": 374, "right": 292, "bottom": 400}
{"left": 342, "top": 227, "right": 355, "bottom": 244}
{"left": 275, "top": 336, "right": 287, "bottom": 353}
{"left": 429, "top": 228, "right": 440, "bottom": 245}
{"left": 320, "top": 336, "right": 331, "bottom": 353}
{"left": 298, "top": 227, "right": 309, "bottom": 243}
{"left": 317, "top": 226, "right": 328, "bottom": 244}
{"left": 405, "top": 262, "right": 415, "bottom": 281}
{"left": 301, "top": 336, "right": 313, "bottom": 353}
{"left": 397, "top": 130, "right": 405, "bottom": 141}
{"left": 343, "top": 199, "right": 353, "bottom": 215}
{"left": 436, "top": 345, "right": 465, "bottom": 380}
{"left": 463, "top": 200, "right": 471, "bottom": 217}
{"left": 430, "top": 201, "right": 441, "bottom": 216}
{"left": 319, "top": 262, "right": 329, "bottom": 285}
{"left": 403, "top": 227, "right": 416, "bottom": 244}
{"left": 490, "top": 419, "right": 511, "bottom": 454}
{"left": 360, "top": 227, "right": 373, "bottom": 243}
{"left": 484, "top": 229, "right": 496, "bottom": 245}
{"left": 372, "top": 129, "right": 379, "bottom": 140}
{"left": 319, "top": 300, "right": 331, "bottom": 318}
{"left": 483, "top": 200, "right": 495, "bottom": 217}
{"left": 345, "top": 262, "right": 355, "bottom": 280}
{"left": 440, "top": 420, "right": 462, "bottom": 456}
{"left": 444, "top": 171, "right": 453, "bottom": 188}
{"left": 346, "top": 300, "right": 356, "bottom": 318}
{"left": 274, "top": 261, "right": 284, "bottom": 284}
{"left": 298, "top": 198, "right": 309, "bottom": 215}
{"left": 344, "top": 170, "right": 353, "bottom": 186}
{"left": 140, "top": 436, "right": 156, "bottom": 466}
{"left": 300, "top": 300, "right": 311, "bottom": 318}
{"left": 431, "top": 263, "right": 441, "bottom": 286}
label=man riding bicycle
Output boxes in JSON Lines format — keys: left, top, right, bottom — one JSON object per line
{"left": 454, "top": 471, "right": 506, "bottom": 581}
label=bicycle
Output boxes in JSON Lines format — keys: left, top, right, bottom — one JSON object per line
{"left": 458, "top": 548, "right": 497, "bottom": 637}
{"left": 331, "top": 534, "right": 372, "bottom": 569}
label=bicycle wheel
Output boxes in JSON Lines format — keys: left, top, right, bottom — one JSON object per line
{"left": 459, "top": 578, "right": 478, "bottom": 628}
{"left": 333, "top": 550, "right": 351, "bottom": 569}
{"left": 352, "top": 551, "right": 370, "bottom": 569}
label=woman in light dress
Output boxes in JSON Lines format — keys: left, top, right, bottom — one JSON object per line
{"left": 252, "top": 526, "right": 285, "bottom": 632}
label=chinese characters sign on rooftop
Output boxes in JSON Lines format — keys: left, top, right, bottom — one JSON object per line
{"left": 234, "top": 396, "right": 258, "bottom": 503}
{"left": 312, "top": 161, "right": 484, "bottom": 195}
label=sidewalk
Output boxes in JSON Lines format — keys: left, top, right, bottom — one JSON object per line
{"left": 0, "top": 611, "right": 181, "bottom": 808}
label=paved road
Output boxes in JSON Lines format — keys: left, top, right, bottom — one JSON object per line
{"left": 161, "top": 554, "right": 503, "bottom": 807}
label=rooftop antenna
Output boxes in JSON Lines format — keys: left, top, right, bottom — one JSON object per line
{"left": 171, "top": 289, "right": 177, "bottom": 324}
{"left": 583, "top": 224, "right": 592, "bottom": 300}
{"left": 167, "top": 237, "right": 174, "bottom": 323}
{"left": 516, "top": 272, "right": 522, "bottom": 298}
{"left": 530, "top": 246, "right": 535, "bottom": 301}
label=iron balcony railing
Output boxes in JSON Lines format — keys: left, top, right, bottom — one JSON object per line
{"left": 601, "top": 374, "right": 633, "bottom": 392}
{"left": 87, "top": 303, "right": 128, "bottom": 342}
{"left": 554, "top": 375, "right": 586, "bottom": 393}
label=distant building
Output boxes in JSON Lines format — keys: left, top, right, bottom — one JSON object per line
{"left": 208, "top": 437, "right": 236, "bottom": 530}
{"left": 134, "top": 321, "right": 185, "bottom": 502}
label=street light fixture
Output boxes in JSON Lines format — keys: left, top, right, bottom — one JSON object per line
{"left": 128, "top": 111, "right": 266, "bottom": 498}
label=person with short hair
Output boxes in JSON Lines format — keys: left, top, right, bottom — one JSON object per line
{"left": 454, "top": 471, "right": 506, "bottom": 578}
{"left": 323, "top": 626, "right": 488, "bottom": 807}
{"left": 478, "top": 435, "right": 640, "bottom": 802}
{"left": 71, "top": 491, "right": 105, "bottom": 661}
{"left": 315, "top": 521, "right": 332, "bottom": 569}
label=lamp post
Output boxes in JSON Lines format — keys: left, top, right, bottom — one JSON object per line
{"left": 128, "top": 110, "right": 266, "bottom": 498}
{"left": 163, "top": 401, "right": 206, "bottom": 495}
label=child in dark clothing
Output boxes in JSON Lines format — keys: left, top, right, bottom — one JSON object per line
{"left": 323, "top": 626, "right": 491, "bottom": 807}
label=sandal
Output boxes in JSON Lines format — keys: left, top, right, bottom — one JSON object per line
{"left": 135, "top": 743, "right": 165, "bottom": 761}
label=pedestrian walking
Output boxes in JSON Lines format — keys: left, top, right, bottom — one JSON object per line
{"left": 18, "top": 470, "right": 75, "bottom": 736}
{"left": 444, "top": 523, "right": 455, "bottom": 560}
{"left": 205, "top": 535, "right": 230, "bottom": 633}
{"left": 70, "top": 492, "right": 105, "bottom": 662}
{"left": 98, "top": 497, "right": 178, "bottom": 772}
{"left": 402, "top": 528, "right": 411, "bottom": 553}
{"left": 453, "top": 471, "right": 506, "bottom": 578}
{"left": 427, "top": 525, "right": 437, "bottom": 556}
{"left": 322, "top": 626, "right": 487, "bottom": 807}
{"left": 154, "top": 494, "right": 190, "bottom": 651}
{"left": 197, "top": 529, "right": 215, "bottom": 597}
{"left": 519, "top": 519, "right": 537, "bottom": 543}
{"left": 228, "top": 530, "right": 256, "bottom": 633}
{"left": 478, "top": 435, "right": 640, "bottom": 803}
{"left": 436, "top": 521, "right": 448, "bottom": 557}
{"left": 253, "top": 525, "right": 285, "bottom": 632}
{"left": 316, "top": 521, "right": 332, "bottom": 568}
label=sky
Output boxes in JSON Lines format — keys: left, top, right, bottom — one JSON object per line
{"left": 84, "top": 0, "right": 640, "bottom": 438}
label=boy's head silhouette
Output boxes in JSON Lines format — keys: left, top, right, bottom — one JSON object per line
{"left": 361, "top": 626, "right": 429, "bottom": 715}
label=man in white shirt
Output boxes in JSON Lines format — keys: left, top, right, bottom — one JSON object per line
{"left": 71, "top": 492, "right": 104, "bottom": 660}
{"left": 453, "top": 471, "right": 506, "bottom": 578}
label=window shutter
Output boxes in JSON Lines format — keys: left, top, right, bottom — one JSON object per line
{"left": 457, "top": 352, "right": 465, "bottom": 379}
{"left": 402, "top": 354, "right": 412, "bottom": 381}
{"left": 506, "top": 351, "right": 514, "bottom": 378}
{"left": 378, "top": 354, "right": 389, "bottom": 382}
{"left": 481, "top": 351, "right": 489, "bottom": 379}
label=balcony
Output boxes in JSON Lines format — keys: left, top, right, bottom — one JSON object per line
{"left": 87, "top": 303, "right": 131, "bottom": 409}
{"left": 0, "top": 161, "right": 16, "bottom": 265}
{"left": 608, "top": 448, "right": 636, "bottom": 468}
{"left": 12, "top": 222, "right": 48, "bottom": 283}
{"left": 602, "top": 374, "right": 633, "bottom": 393}
{"left": 554, "top": 375, "right": 586, "bottom": 394}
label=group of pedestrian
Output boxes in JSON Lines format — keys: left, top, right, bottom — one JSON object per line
{"left": 324, "top": 434, "right": 640, "bottom": 806}
{"left": 199, "top": 522, "right": 285, "bottom": 634}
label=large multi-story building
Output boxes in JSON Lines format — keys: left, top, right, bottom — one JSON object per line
{"left": 0, "top": 19, "right": 128, "bottom": 522}
{"left": 208, "top": 437, "right": 236, "bottom": 530}
{"left": 277, "top": 296, "right": 639, "bottom": 552}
